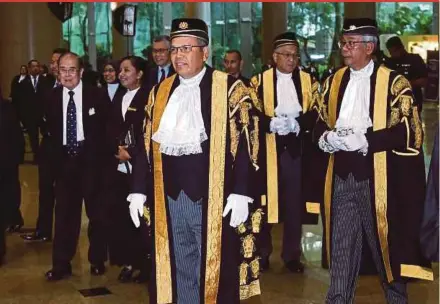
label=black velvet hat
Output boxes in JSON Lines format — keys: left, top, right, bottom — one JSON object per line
{"left": 342, "top": 18, "right": 379, "bottom": 36}
{"left": 273, "top": 32, "right": 299, "bottom": 50}
{"left": 170, "top": 18, "right": 209, "bottom": 44}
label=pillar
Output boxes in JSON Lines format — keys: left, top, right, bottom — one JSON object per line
{"left": 0, "top": 3, "right": 61, "bottom": 98}
{"left": 184, "top": 2, "right": 212, "bottom": 65}
{"left": 433, "top": 2, "right": 439, "bottom": 35}
{"left": 262, "top": 3, "right": 287, "bottom": 65}
{"left": 344, "top": 2, "right": 376, "bottom": 19}
{"left": 112, "top": 2, "right": 128, "bottom": 59}
{"left": 239, "top": 2, "right": 252, "bottom": 78}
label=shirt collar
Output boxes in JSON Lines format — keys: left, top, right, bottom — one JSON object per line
{"left": 63, "top": 80, "right": 83, "bottom": 95}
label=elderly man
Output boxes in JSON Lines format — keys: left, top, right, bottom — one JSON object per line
{"left": 249, "top": 32, "right": 320, "bottom": 273}
{"left": 145, "top": 35, "right": 175, "bottom": 94}
{"left": 44, "top": 52, "right": 109, "bottom": 280}
{"left": 315, "top": 18, "right": 431, "bottom": 303}
{"left": 223, "top": 49, "right": 249, "bottom": 85}
{"left": 128, "top": 18, "right": 261, "bottom": 304}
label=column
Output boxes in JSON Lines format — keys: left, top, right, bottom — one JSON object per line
{"left": 184, "top": 2, "right": 212, "bottom": 65}
{"left": 87, "top": 2, "right": 97, "bottom": 70}
{"left": 163, "top": 3, "right": 172, "bottom": 35}
{"left": 239, "top": 2, "right": 252, "bottom": 78}
{"left": 344, "top": 2, "right": 376, "bottom": 19}
{"left": 112, "top": 2, "right": 128, "bottom": 59}
{"left": 433, "top": 2, "right": 439, "bottom": 35}
{"left": 262, "top": 3, "right": 287, "bottom": 65}
{"left": 0, "top": 3, "right": 62, "bottom": 97}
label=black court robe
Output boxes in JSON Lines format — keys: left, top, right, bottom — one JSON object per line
{"left": 131, "top": 67, "right": 261, "bottom": 304}
{"left": 249, "top": 67, "right": 322, "bottom": 225}
{"left": 314, "top": 63, "right": 433, "bottom": 282}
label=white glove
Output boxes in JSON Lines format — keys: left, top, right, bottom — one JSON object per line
{"left": 269, "top": 116, "right": 286, "bottom": 134}
{"left": 318, "top": 130, "right": 345, "bottom": 153}
{"left": 287, "top": 116, "right": 300, "bottom": 136}
{"left": 340, "top": 132, "right": 369, "bottom": 154}
{"left": 127, "top": 193, "right": 146, "bottom": 228}
{"left": 222, "top": 194, "right": 253, "bottom": 227}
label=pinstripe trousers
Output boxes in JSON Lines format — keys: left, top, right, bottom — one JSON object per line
{"left": 326, "top": 174, "right": 408, "bottom": 304}
{"left": 168, "top": 191, "right": 203, "bottom": 304}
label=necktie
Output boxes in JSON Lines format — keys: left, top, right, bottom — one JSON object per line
{"left": 33, "top": 76, "right": 38, "bottom": 91}
{"left": 160, "top": 68, "right": 166, "bottom": 83}
{"left": 66, "top": 91, "right": 78, "bottom": 156}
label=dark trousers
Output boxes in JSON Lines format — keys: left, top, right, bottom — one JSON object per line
{"left": 0, "top": 165, "right": 23, "bottom": 227}
{"left": 326, "top": 174, "right": 407, "bottom": 304}
{"left": 52, "top": 156, "right": 106, "bottom": 271}
{"left": 36, "top": 137, "right": 55, "bottom": 237}
{"left": 107, "top": 170, "right": 150, "bottom": 270}
{"left": 260, "top": 151, "right": 303, "bottom": 263}
{"left": 22, "top": 118, "right": 39, "bottom": 158}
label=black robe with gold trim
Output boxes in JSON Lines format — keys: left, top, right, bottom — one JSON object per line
{"left": 314, "top": 63, "right": 433, "bottom": 282}
{"left": 249, "top": 67, "right": 322, "bottom": 225}
{"left": 131, "top": 67, "right": 261, "bottom": 303}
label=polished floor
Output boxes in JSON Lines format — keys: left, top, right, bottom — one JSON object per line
{"left": 0, "top": 102, "right": 438, "bottom": 303}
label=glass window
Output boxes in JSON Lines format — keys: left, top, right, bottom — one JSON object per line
{"left": 377, "top": 2, "right": 433, "bottom": 35}
{"left": 251, "top": 2, "right": 263, "bottom": 73}
{"left": 172, "top": 3, "right": 185, "bottom": 19}
{"left": 134, "top": 3, "right": 164, "bottom": 58}
{"left": 62, "top": 3, "right": 88, "bottom": 57}
{"left": 288, "top": 2, "right": 343, "bottom": 81}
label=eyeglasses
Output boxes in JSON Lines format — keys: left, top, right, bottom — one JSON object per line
{"left": 274, "top": 52, "right": 299, "bottom": 60}
{"left": 103, "top": 68, "right": 115, "bottom": 73}
{"left": 152, "top": 48, "right": 169, "bottom": 54}
{"left": 59, "top": 67, "right": 78, "bottom": 75}
{"left": 170, "top": 45, "right": 205, "bottom": 54}
{"left": 338, "top": 40, "right": 369, "bottom": 49}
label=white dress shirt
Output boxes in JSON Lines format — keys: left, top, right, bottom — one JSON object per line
{"left": 107, "top": 83, "right": 119, "bottom": 101}
{"left": 18, "top": 75, "right": 26, "bottom": 83}
{"left": 62, "top": 81, "right": 85, "bottom": 145}
{"left": 121, "top": 87, "right": 140, "bottom": 120}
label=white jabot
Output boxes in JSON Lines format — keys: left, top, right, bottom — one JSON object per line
{"left": 107, "top": 83, "right": 119, "bottom": 101}
{"left": 275, "top": 69, "right": 302, "bottom": 118}
{"left": 121, "top": 87, "right": 140, "bottom": 120}
{"left": 335, "top": 60, "right": 374, "bottom": 134}
{"left": 152, "top": 67, "right": 207, "bottom": 156}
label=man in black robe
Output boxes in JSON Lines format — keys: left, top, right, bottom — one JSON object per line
{"left": 315, "top": 18, "right": 431, "bottom": 303}
{"left": 128, "top": 18, "right": 261, "bottom": 304}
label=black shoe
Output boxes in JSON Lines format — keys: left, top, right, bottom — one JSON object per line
{"left": 118, "top": 266, "right": 134, "bottom": 283}
{"left": 21, "top": 232, "right": 51, "bottom": 242}
{"left": 260, "top": 257, "right": 270, "bottom": 272}
{"left": 90, "top": 263, "right": 106, "bottom": 276}
{"left": 6, "top": 224, "right": 23, "bottom": 233}
{"left": 285, "top": 260, "right": 305, "bottom": 273}
{"left": 133, "top": 270, "right": 149, "bottom": 283}
{"left": 45, "top": 267, "right": 72, "bottom": 281}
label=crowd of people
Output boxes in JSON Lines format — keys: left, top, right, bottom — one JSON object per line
{"left": 0, "top": 16, "right": 437, "bottom": 304}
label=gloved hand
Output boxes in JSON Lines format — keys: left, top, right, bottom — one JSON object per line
{"left": 127, "top": 193, "right": 146, "bottom": 228}
{"left": 340, "top": 132, "right": 369, "bottom": 154}
{"left": 319, "top": 130, "right": 346, "bottom": 153}
{"left": 270, "top": 116, "right": 287, "bottom": 134}
{"left": 287, "top": 115, "right": 300, "bottom": 136}
{"left": 222, "top": 194, "right": 253, "bottom": 227}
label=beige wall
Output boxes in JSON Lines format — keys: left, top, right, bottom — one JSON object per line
{"left": 0, "top": 3, "right": 61, "bottom": 98}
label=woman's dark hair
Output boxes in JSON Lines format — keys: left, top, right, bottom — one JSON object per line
{"left": 101, "top": 60, "right": 120, "bottom": 84}
{"left": 120, "top": 56, "right": 146, "bottom": 81}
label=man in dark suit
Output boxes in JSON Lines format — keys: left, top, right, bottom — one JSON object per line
{"left": 16, "top": 59, "right": 49, "bottom": 162}
{"left": 223, "top": 49, "right": 249, "bottom": 86}
{"left": 0, "top": 91, "right": 25, "bottom": 264}
{"left": 10, "top": 65, "right": 28, "bottom": 104}
{"left": 144, "top": 35, "right": 175, "bottom": 94}
{"left": 21, "top": 48, "right": 68, "bottom": 243}
{"left": 44, "top": 52, "right": 108, "bottom": 281}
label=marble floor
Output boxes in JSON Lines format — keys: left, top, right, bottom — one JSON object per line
{"left": 0, "top": 102, "right": 438, "bottom": 304}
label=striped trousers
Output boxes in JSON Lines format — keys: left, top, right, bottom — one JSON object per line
{"left": 326, "top": 174, "right": 408, "bottom": 304}
{"left": 168, "top": 191, "right": 203, "bottom": 304}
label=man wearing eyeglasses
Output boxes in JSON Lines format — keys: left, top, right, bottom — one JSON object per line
{"left": 315, "top": 18, "right": 430, "bottom": 303}
{"left": 128, "top": 18, "right": 261, "bottom": 304}
{"left": 43, "top": 52, "right": 109, "bottom": 281}
{"left": 145, "top": 35, "right": 175, "bottom": 95}
{"left": 249, "top": 32, "right": 321, "bottom": 274}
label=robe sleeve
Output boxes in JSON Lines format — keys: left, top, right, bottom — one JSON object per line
{"left": 366, "top": 74, "right": 423, "bottom": 155}
{"left": 228, "top": 79, "right": 259, "bottom": 197}
{"left": 296, "top": 78, "right": 320, "bottom": 132}
{"left": 312, "top": 74, "right": 333, "bottom": 144}
{"left": 249, "top": 75, "right": 271, "bottom": 133}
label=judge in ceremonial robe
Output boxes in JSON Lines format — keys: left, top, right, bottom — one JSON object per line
{"left": 248, "top": 32, "right": 321, "bottom": 272}
{"left": 128, "top": 18, "right": 261, "bottom": 304}
{"left": 314, "top": 18, "right": 432, "bottom": 303}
